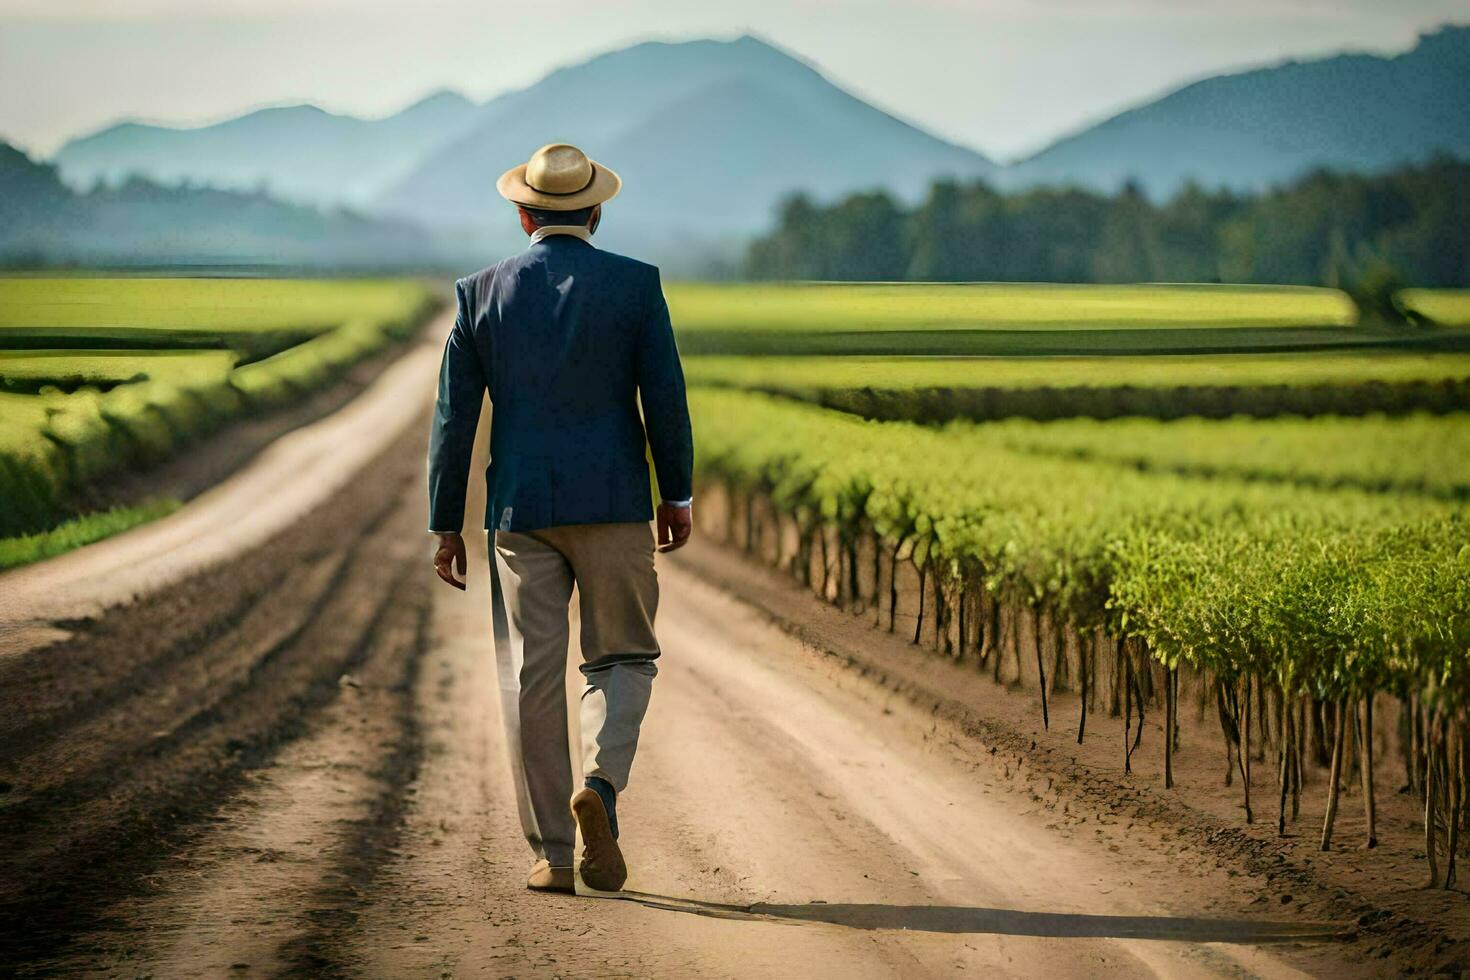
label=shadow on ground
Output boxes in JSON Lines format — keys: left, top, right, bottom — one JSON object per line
{"left": 592, "top": 890, "right": 1351, "bottom": 944}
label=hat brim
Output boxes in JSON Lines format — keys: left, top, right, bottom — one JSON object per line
{"left": 496, "top": 160, "right": 621, "bottom": 210}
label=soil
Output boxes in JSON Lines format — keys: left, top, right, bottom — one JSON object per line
{"left": 0, "top": 328, "right": 1449, "bottom": 977}
{"left": 2, "top": 509, "right": 1360, "bottom": 978}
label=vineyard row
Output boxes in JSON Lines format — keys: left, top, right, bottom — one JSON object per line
{"left": 722, "top": 375, "right": 1470, "bottom": 424}
{"left": 688, "top": 388, "right": 1470, "bottom": 883}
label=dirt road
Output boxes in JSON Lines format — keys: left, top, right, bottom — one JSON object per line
{"left": 0, "top": 331, "right": 1353, "bottom": 978}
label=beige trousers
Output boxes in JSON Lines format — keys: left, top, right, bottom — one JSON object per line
{"left": 489, "top": 522, "right": 659, "bottom": 867}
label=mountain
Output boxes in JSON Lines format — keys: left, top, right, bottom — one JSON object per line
{"left": 374, "top": 36, "right": 996, "bottom": 252}
{"left": 1008, "top": 24, "right": 1470, "bottom": 199}
{"left": 37, "top": 27, "right": 1470, "bottom": 268}
{"left": 53, "top": 89, "right": 479, "bottom": 208}
{"left": 1, "top": 141, "right": 440, "bottom": 268}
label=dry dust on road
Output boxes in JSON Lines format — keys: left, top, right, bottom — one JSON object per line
{"left": 3, "top": 511, "right": 1349, "bottom": 977}
{"left": 337, "top": 530, "right": 1342, "bottom": 980}
{"left": 0, "top": 326, "right": 1353, "bottom": 977}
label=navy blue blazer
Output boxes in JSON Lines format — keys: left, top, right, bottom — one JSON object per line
{"left": 427, "top": 234, "right": 693, "bottom": 534}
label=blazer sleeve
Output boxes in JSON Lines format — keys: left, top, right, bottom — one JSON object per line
{"left": 636, "top": 268, "right": 694, "bottom": 504}
{"left": 427, "top": 279, "right": 487, "bottom": 533}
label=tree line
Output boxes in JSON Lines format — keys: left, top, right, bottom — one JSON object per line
{"left": 745, "top": 156, "right": 1470, "bottom": 289}
{"left": 0, "top": 140, "right": 440, "bottom": 270}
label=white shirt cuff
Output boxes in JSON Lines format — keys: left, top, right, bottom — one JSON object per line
{"left": 663, "top": 498, "right": 693, "bottom": 508}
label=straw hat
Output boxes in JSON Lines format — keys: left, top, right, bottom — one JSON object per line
{"left": 496, "top": 143, "right": 621, "bottom": 211}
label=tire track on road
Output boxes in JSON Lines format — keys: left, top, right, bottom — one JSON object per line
{"left": 37, "top": 565, "right": 435, "bottom": 979}
{"left": 277, "top": 590, "right": 432, "bottom": 978}
{"left": 4, "top": 540, "right": 360, "bottom": 797}
{"left": 332, "top": 532, "right": 1333, "bottom": 979}
{"left": 0, "top": 425, "right": 431, "bottom": 972}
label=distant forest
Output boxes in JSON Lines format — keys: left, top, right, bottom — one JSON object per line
{"left": 745, "top": 157, "right": 1470, "bottom": 289}
{"left": 0, "top": 141, "right": 440, "bottom": 269}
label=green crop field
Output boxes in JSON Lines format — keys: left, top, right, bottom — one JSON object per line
{"left": 0, "top": 277, "right": 438, "bottom": 558}
{"left": 688, "top": 386, "right": 1469, "bottom": 858}
{"left": 685, "top": 351, "right": 1470, "bottom": 391}
{"left": 687, "top": 390, "right": 1467, "bottom": 683}
{"left": 663, "top": 282, "right": 1470, "bottom": 357}
{"left": 1400, "top": 288, "right": 1470, "bottom": 325}
{"left": 949, "top": 412, "right": 1470, "bottom": 499}
{"left": 0, "top": 349, "right": 238, "bottom": 394}
{"left": 678, "top": 279, "right": 1470, "bottom": 870}
{"left": 0, "top": 277, "right": 431, "bottom": 333}
{"left": 686, "top": 388, "right": 1470, "bottom": 693}
{"left": 0, "top": 278, "right": 436, "bottom": 363}
{"left": 686, "top": 352, "right": 1470, "bottom": 421}
{"left": 666, "top": 282, "right": 1357, "bottom": 332}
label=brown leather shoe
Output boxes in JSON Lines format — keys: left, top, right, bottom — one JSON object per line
{"left": 571, "top": 787, "right": 627, "bottom": 892}
{"left": 526, "top": 859, "right": 574, "bottom": 894}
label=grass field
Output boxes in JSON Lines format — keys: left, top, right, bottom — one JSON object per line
{"left": 0, "top": 499, "right": 182, "bottom": 572}
{"left": 0, "top": 277, "right": 438, "bottom": 549}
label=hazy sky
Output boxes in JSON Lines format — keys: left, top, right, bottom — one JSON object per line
{"left": 1, "top": 0, "right": 1465, "bottom": 161}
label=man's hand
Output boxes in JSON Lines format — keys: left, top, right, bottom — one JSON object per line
{"left": 433, "top": 532, "right": 468, "bottom": 590}
{"left": 656, "top": 502, "right": 693, "bottom": 553}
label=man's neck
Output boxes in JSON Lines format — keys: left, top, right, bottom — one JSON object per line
{"left": 529, "top": 225, "right": 593, "bottom": 247}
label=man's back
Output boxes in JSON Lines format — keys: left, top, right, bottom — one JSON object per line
{"left": 428, "top": 142, "right": 691, "bottom": 896}
{"left": 427, "top": 233, "right": 692, "bottom": 535}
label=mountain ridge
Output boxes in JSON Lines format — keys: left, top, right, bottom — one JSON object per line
{"left": 374, "top": 34, "right": 996, "bottom": 254}
{"left": 1007, "top": 23, "right": 1470, "bottom": 197}
{"left": 34, "top": 24, "right": 1470, "bottom": 269}
{"left": 55, "top": 89, "right": 482, "bottom": 207}
{"left": 52, "top": 34, "right": 996, "bottom": 260}
{"left": 2, "top": 140, "right": 439, "bottom": 267}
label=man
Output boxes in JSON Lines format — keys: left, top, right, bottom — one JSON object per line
{"left": 427, "top": 143, "right": 693, "bottom": 895}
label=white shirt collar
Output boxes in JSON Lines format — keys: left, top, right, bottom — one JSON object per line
{"left": 529, "top": 225, "right": 594, "bottom": 247}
